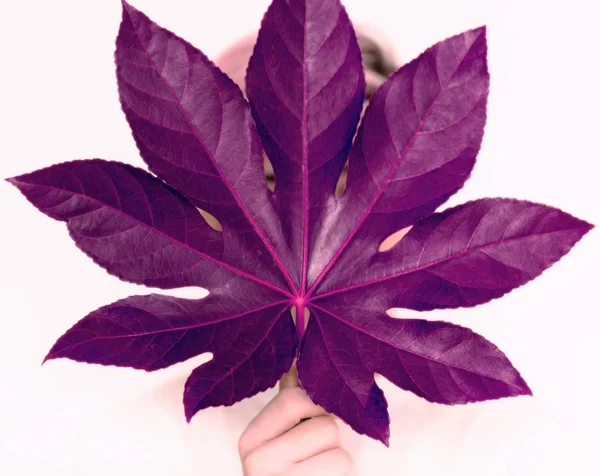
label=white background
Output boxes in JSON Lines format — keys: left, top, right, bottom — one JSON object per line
{"left": 0, "top": 0, "right": 599, "bottom": 474}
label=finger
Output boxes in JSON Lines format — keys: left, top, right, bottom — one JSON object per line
{"left": 243, "top": 416, "right": 341, "bottom": 475}
{"left": 279, "top": 364, "right": 299, "bottom": 390}
{"left": 288, "top": 448, "right": 353, "bottom": 476}
{"left": 280, "top": 365, "right": 311, "bottom": 427}
{"left": 238, "top": 387, "right": 327, "bottom": 460}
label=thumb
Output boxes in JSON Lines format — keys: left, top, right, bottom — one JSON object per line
{"left": 279, "top": 362, "right": 299, "bottom": 391}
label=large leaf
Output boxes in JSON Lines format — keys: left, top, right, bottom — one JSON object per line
{"left": 116, "top": 1, "right": 296, "bottom": 291}
{"left": 315, "top": 198, "right": 593, "bottom": 306}
{"left": 298, "top": 304, "right": 531, "bottom": 445}
{"left": 307, "top": 26, "right": 489, "bottom": 287}
{"left": 7, "top": 160, "right": 286, "bottom": 294}
{"left": 45, "top": 290, "right": 297, "bottom": 417}
{"left": 246, "top": 0, "right": 365, "bottom": 290}
{"left": 7, "top": 0, "right": 593, "bottom": 445}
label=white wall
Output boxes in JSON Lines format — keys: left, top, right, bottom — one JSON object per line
{"left": 0, "top": 0, "right": 598, "bottom": 474}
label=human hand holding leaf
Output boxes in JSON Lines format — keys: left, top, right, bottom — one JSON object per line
{"left": 237, "top": 365, "right": 352, "bottom": 475}
{"left": 7, "top": 0, "right": 592, "bottom": 446}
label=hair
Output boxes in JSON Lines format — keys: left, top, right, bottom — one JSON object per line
{"left": 356, "top": 32, "right": 398, "bottom": 98}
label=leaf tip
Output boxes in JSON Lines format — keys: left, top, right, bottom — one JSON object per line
{"left": 582, "top": 220, "right": 595, "bottom": 234}
{"left": 183, "top": 387, "right": 197, "bottom": 423}
{"left": 5, "top": 176, "right": 18, "bottom": 187}
{"left": 5, "top": 175, "right": 32, "bottom": 196}
{"left": 41, "top": 351, "right": 54, "bottom": 366}
{"left": 184, "top": 404, "right": 196, "bottom": 424}
{"left": 120, "top": 0, "right": 138, "bottom": 20}
{"left": 373, "top": 423, "right": 391, "bottom": 447}
{"left": 568, "top": 214, "right": 595, "bottom": 244}
{"left": 513, "top": 373, "right": 533, "bottom": 398}
{"left": 469, "top": 25, "right": 487, "bottom": 55}
{"left": 468, "top": 25, "right": 487, "bottom": 44}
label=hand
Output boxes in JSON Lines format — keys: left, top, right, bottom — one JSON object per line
{"left": 238, "top": 365, "right": 352, "bottom": 476}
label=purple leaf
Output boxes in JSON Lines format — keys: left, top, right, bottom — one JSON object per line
{"left": 246, "top": 0, "right": 365, "bottom": 292}
{"left": 7, "top": 160, "right": 287, "bottom": 294}
{"left": 7, "top": 0, "right": 594, "bottom": 445}
{"left": 308, "top": 26, "right": 489, "bottom": 288}
{"left": 116, "top": 1, "right": 297, "bottom": 291}
{"left": 298, "top": 303, "right": 531, "bottom": 445}
{"left": 45, "top": 289, "right": 297, "bottom": 416}
{"left": 315, "top": 198, "right": 593, "bottom": 307}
